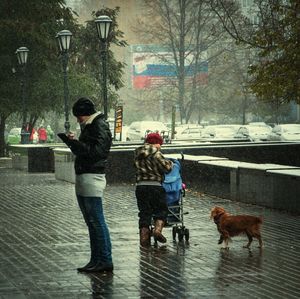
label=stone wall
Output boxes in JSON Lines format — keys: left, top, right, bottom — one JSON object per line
{"left": 106, "top": 142, "right": 300, "bottom": 184}
{"left": 0, "top": 158, "right": 12, "bottom": 168}
{"left": 52, "top": 143, "right": 300, "bottom": 214}
{"left": 9, "top": 145, "right": 57, "bottom": 173}
{"left": 163, "top": 142, "right": 300, "bottom": 166}
{"left": 10, "top": 141, "right": 300, "bottom": 175}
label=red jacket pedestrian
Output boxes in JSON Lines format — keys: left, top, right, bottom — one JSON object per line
{"left": 38, "top": 126, "right": 47, "bottom": 143}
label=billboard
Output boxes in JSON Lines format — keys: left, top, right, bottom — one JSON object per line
{"left": 132, "top": 44, "right": 208, "bottom": 89}
{"left": 114, "top": 106, "right": 123, "bottom": 134}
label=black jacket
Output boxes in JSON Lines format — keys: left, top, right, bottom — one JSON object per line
{"left": 67, "top": 113, "right": 112, "bottom": 175}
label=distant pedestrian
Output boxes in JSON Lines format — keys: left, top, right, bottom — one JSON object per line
{"left": 134, "top": 132, "right": 173, "bottom": 247}
{"left": 58, "top": 97, "right": 113, "bottom": 273}
{"left": 29, "top": 127, "right": 36, "bottom": 144}
{"left": 21, "top": 122, "right": 31, "bottom": 144}
{"left": 38, "top": 126, "right": 47, "bottom": 143}
{"left": 46, "top": 125, "right": 54, "bottom": 143}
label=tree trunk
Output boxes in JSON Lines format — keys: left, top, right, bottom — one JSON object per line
{"left": 0, "top": 116, "right": 7, "bottom": 157}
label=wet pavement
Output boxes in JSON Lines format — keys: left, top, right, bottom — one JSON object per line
{"left": 0, "top": 168, "right": 300, "bottom": 299}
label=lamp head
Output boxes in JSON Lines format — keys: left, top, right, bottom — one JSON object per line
{"left": 56, "top": 29, "right": 72, "bottom": 52}
{"left": 95, "top": 15, "right": 112, "bottom": 42}
{"left": 16, "top": 47, "right": 29, "bottom": 65}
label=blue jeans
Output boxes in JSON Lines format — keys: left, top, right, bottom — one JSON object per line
{"left": 76, "top": 195, "right": 112, "bottom": 265}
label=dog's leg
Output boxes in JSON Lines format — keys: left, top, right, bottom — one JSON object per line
{"left": 218, "top": 234, "right": 224, "bottom": 245}
{"left": 256, "top": 234, "right": 263, "bottom": 248}
{"left": 217, "top": 225, "right": 223, "bottom": 244}
{"left": 244, "top": 232, "right": 253, "bottom": 248}
{"left": 223, "top": 237, "right": 229, "bottom": 249}
{"left": 222, "top": 231, "right": 230, "bottom": 249}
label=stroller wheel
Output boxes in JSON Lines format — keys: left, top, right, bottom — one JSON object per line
{"left": 184, "top": 228, "right": 190, "bottom": 241}
{"left": 172, "top": 226, "right": 177, "bottom": 240}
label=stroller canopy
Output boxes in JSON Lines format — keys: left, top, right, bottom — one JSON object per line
{"left": 162, "top": 159, "right": 182, "bottom": 204}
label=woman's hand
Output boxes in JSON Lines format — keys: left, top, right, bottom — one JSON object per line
{"left": 67, "top": 132, "right": 76, "bottom": 140}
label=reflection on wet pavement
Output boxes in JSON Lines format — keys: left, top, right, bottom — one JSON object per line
{"left": 83, "top": 272, "right": 114, "bottom": 298}
{"left": 0, "top": 169, "right": 299, "bottom": 298}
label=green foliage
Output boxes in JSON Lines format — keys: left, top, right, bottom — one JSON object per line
{"left": 75, "top": 7, "right": 128, "bottom": 110}
{"left": 210, "top": 0, "right": 300, "bottom": 117}
{"left": 249, "top": 1, "right": 300, "bottom": 104}
{"left": 0, "top": 1, "right": 128, "bottom": 156}
{"left": 0, "top": 1, "right": 127, "bottom": 149}
{"left": 0, "top": 0, "right": 77, "bottom": 118}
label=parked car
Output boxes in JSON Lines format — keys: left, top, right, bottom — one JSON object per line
{"left": 234, "top": 125, "right": 272, "bottom": 141}
{"left": 175, "top": 124, "right": 203, "bottom": 140}
{"left": 126, "top": 121, "right": 169, "bottom": 141}
{"left": 248, "top": 122, "right": 270, "bottom": 127}
{"left": 200, "top": 125, "right": 238, "bottom": 141}
{"left": 267, "top": 124, "right": 300, "bottom": 141}
{"left": 7, "top": 127, "right": 21, "bottom": 144}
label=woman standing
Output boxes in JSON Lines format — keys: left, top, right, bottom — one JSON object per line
{"left": 60, "top": 97, "right": 113, "bottom": 273}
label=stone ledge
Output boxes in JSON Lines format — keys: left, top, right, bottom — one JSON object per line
{"left": 52, "top": 147, "right": 300, "bottom": 214}
{"left": 0, "top": 157, "right": 12, "bottom": 168}
{"left": 8, "top": 144, "right": 55, "bottom": 172}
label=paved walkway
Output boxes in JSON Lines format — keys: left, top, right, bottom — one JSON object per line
{"left": 0, "top": 168, "right": 300, "bottom": 299}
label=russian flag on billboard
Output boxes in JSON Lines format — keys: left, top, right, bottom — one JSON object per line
{"left": 132, "top": 44, "right": 208, "bottom": 89}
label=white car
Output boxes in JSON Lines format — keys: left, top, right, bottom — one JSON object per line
{"left": 175, "top": 125, "right": 203, "bottom": 140}
{"left": 200, "top": 125, "right": 238, "bottom": 141}
{"left": 248, "top": 122, "right": 269, "bottom": 127}
{"left": 234, "top": 125, "right": 272, "bottom": 141}
{"left": 126, "top": 121, "right": 169, "bottom": 141}
{"left": 268, "top": 124, "right": 300, "bottom": 141}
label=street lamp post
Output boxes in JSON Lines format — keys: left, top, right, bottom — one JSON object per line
{"left": 171, "top": 104, "right": 180, "bottom": 140}
{"left": 56, "top": 30, "right": 72, "bottom": 133}
{"left": 16, "top": 47, "right": 29, "bottom": 144}
{"left": 95, "top": 15, "right": 112, "bottom": 120}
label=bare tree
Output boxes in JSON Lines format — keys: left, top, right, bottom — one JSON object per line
{"left": 133, "top": 0, "right": 230, "bottom": 123}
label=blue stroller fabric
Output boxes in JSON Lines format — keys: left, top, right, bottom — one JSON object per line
{"left": 162, "top": 159, "right": 182, "bottom": 205}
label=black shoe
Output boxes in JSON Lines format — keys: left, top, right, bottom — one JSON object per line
{"left": 218, "top": 236, "right": 224, "bottom": 245}
{"left": 83, "top": 262, "right": 113, "bottom": 273}
{"left": 77, "top": 261, "right": 96, "bottom": 272}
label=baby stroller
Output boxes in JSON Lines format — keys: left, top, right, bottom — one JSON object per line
{"left": 162, "top": 156, "right": 189, "bottom": 242}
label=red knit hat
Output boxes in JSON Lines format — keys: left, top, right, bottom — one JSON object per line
{"left": 145, "top": 132, "right": 163, "bottom": 145}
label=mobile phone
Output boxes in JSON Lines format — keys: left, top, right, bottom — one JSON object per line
{"left": 57, "top": 132, "right": 69, "bottom": 143}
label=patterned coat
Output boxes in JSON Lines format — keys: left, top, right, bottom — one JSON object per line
{"left": 134, "top": 144, "right": 173, "bottom": 183}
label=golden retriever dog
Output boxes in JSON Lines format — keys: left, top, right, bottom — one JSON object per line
{"left": 210, "top": 206, "right": 263, "bottom": 249}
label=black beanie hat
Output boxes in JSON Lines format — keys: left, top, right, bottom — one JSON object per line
{"left": 72, "top": 97, "right": 96, "bottom": 116}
